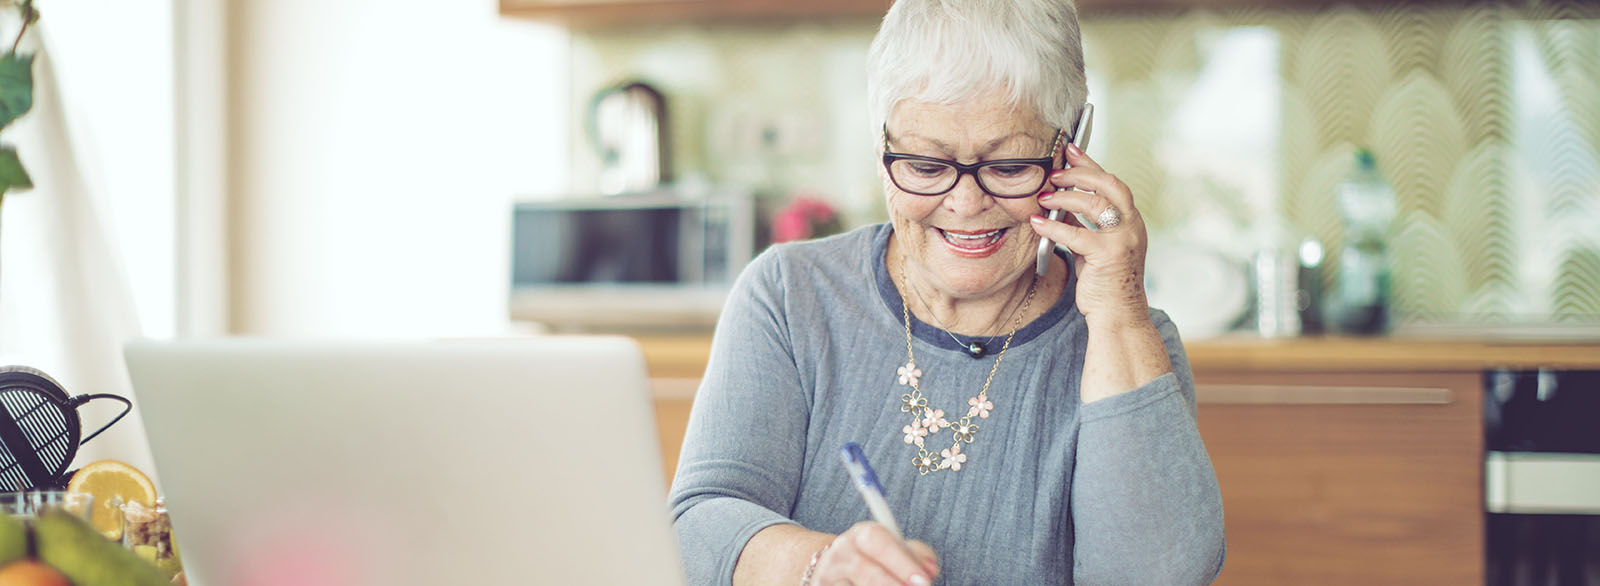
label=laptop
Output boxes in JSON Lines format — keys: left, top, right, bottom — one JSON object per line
{"left": 125, "top": 337, "right": 687, "bottom": 586}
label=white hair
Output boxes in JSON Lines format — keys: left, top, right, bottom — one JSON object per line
{"left": 866, "top": 0, "right": 1088, "bottom": 136}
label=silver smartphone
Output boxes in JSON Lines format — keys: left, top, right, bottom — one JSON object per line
{"left": 1035, "top": 102, "right": 1095, "bottom": 276}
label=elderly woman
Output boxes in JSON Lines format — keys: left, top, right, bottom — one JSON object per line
{"left": 668, "top": 1, "right": 1225, "bottom": 584}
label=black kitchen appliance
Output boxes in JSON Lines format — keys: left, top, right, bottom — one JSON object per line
{"left": 1485, "top": 369, "right": 1600, "bottom": 585}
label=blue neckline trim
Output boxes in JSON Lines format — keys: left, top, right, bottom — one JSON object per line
{"left": 870, "top": 223, "right": 1076, "bottom": 355}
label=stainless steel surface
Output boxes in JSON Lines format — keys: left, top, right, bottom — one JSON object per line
{"left": 1487, "top": 451, "right": 1600, "bottom": 514}
{"left": 508, "top": 187, "right": 754, "bottom": 331}
{"left": 509, "top": 285, "right": 727, "bottom": 331}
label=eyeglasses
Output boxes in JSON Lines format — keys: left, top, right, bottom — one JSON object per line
{"left": 881, "top": 127, "right": 1065, "bottom": 199}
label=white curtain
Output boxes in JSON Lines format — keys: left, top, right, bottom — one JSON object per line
{"left": 0, "top": 37, "right": 159, "bottom": 485}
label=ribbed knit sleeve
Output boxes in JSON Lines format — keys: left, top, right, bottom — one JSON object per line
{"left": 1071, "top": 310, "right": 1226, "bottom": 585}
{"left": 668, "top": 248, "right": 808, "bottom": 586}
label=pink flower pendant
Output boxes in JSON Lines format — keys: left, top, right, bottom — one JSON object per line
{"left": 967, "top": 393, "right": 994, "bottom": 419}
{"left": 896, "top": 361, "right": 922, "bottom": 387}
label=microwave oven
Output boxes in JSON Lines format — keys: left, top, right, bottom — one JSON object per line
{"left": 509, "top": 189, "right": 756, "bottom": 329}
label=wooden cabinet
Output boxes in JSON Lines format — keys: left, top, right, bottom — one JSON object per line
{"left": 638, "top": 335, "right": 1597, "bottom": 583}
{"left": 1194, "top": 371, "right": 1483, "bottom": 586}
{"left": 500, "top": 0, "right": 1410, "bottom": 28}
{"left": 499, "top": 0, "right": 889, "bottom": 28}
{"left": 652, "top": 377, "right": 699, "bottom": 488}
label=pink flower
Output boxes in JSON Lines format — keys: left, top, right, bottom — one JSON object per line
{"left": 921, "top": 409, "right": 949, "bottom": 431}
{"left": 773, "top": 210, "right": 812, "bottom": 243}
{"left": 793, "top": 196, "right": 836, "bottom": 221}
{"left": 939, "top": 445, "right": 967, "bottom": 471}
{"left": 897, "top": 362, "right": 922, "bottom": 387}
{"left": 967, "top": 394, "right": 994, "bottom": 419}
{"left": 902, "top": 421, "right": 928, "bottom": 447}
{"left": 771, "top": 196, "right": 840, "bottom": 243}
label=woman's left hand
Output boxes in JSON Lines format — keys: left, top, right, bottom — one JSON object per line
{"left": 1030, "top": 142, "right": 1151, "bottom": 329}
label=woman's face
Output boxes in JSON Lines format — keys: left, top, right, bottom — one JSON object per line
{"left": 882, "top": 95, "right": 1059, "bottom": 301}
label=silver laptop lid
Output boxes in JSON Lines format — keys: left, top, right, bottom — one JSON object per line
{"left": 127, "top": 337, "right": 685, "bottom": 586}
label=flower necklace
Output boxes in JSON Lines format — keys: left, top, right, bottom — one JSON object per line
{"left": 896, "top": 265, "right": 1037, "bottom": 474}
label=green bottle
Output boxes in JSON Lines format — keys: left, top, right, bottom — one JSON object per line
{"left": 1327, "top": 149, "right": 1395, "bottom": 334}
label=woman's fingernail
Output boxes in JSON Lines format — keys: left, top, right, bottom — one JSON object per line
{"left": 1066, "top": 142, "right": 1083, "bottom": 156}
{"left": 1038, "top": 191, "right": 1053, "bottom": 201}
{"left": 1030, "top": 215, "right": 1046, "bottom": 225}
{"left": 911, "top": 575, "right": 930, "bottom": 586}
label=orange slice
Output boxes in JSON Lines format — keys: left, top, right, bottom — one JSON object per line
{"left": 0, "top": 559, "right": 73, "bottom": 586}
{"left": 65, "top": 459, "right": 157, "bottom": 540}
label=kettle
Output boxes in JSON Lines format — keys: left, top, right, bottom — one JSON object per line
{"left": 588, "top": 81, "right": 670, "bottom": 195}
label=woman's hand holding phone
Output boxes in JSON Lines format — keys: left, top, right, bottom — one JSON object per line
{"left": 1030, "top": 118, "right": 1154, "bottom": 330}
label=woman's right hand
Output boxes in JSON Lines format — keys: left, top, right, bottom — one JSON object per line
{"left": 809, "top": 522, "right": 940, "bottom": 586}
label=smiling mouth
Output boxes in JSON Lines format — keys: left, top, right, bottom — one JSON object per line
{"left": 938, "top": 227, "right": 1007, "bottom": 250}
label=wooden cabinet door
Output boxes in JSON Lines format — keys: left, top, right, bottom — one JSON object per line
{"left": 1195, "top": 371, "right": 1484, "bottom": 586}
{"left": 499, "top": 0, "right": 885, "bottom": 27}
{"left": 653, "top": 377, "right": 699, "bottom": 489}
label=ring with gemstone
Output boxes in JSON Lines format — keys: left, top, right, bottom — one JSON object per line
{"left": 1095, "top": 205, "right": 1122, "bottom": 230}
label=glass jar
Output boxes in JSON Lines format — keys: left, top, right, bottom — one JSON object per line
{"left": 121, "top": 498, "right": 184, "bottom": 579}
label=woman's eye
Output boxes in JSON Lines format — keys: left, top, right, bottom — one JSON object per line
{"left": 986, "top": 164, "right": 1032, "bottom": 178}
{"left": 908, "top": 163, "right": 951, "bottom": 176}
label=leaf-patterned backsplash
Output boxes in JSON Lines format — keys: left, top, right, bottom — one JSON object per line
{"left": 572, "top": 1, "right": 1600, "bottom": 326}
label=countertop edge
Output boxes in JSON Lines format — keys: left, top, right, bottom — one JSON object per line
{"left": 634, "top": 334, "right": 1600, "bottom": 378}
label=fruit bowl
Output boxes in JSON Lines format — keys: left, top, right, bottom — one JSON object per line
{"left": 0, "top": 509, "right": 171, "bottom": 586}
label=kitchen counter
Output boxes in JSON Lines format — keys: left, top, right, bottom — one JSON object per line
{"left": 1184, "top": 335, "right": 1600, "bottom": 372}
{"left": 635, "top": 334, "right": 1600, "bottom": 382}
{"left": 635, "top": 332, "right": 1594, "bottom": 585}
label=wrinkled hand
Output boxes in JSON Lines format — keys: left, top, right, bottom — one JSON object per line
{"left": 1030, "top": 142, "right": 1151, "bottom": 328}
{"left": 810, "top": 522, "right": 939, "bottom": 586}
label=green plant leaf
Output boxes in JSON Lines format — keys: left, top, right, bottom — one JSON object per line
{"left": 0, "top": 146, "right": 32, "bottom": 195}
{"left": 0, "top": 53, "right": 34, "bottom": 130}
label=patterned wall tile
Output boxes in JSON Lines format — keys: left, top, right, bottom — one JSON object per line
{"left": 1391, "top": 210, "right": 1471, "bottom": 321}
{"left": 570, "top": 1, "right": 1600, "bottom": 326}
{"left": 1443, "top": 141, "right": 1517, "bottom": 302}
{"left": 1554, "top": 247, "right": 1600, "bottom": 319}
{"left": 1294, "top": 7, "right": 1392, "bottom": 150}
{"left": 1443, "top": 6, "right": 1511, "bottom": 147}
{"left": 1369, "top": 70, "right": 1468, "bottom": 220}
{"left": 1375, "top": 3, "right": 1450, "bottom": 79}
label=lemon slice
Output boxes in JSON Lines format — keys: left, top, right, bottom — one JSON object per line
{"left": 65, "top": 459, "right": 157, "bottom": 540}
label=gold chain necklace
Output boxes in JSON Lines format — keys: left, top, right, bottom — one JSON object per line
{"left": 903, "top": 277, "right": 1011, "bottom": 359}
{"left": 896, "top": 265, "right": 1037, "bottom": 474}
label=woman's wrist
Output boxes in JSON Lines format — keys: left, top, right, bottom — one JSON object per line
{"left": 1083, "top": 306, "right": 1154, "bottom": 333}
{"left": 1081, "top": 310, "right": 1171, "bottom": 403}
{"left": 798, "top": 544, "right": 830, "bottom": 585}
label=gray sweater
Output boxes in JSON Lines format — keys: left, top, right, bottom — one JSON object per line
{"left": 668, "top": 224, "right": 1225, "bottom": 585}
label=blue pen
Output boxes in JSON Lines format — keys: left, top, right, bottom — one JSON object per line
{"left": 839, "top": 442, "right": 904, "bottom": 540}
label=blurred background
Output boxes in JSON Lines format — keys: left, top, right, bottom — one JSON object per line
{"left": 0, "top": 0, "right": 1598, "bottom": 585}
{"left": 1, "top": 0, "right": 1592, "bottom": 340}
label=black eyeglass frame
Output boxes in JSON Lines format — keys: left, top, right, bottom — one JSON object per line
{"left": 881, "top": 127, "right": 1067, "bottom": 199}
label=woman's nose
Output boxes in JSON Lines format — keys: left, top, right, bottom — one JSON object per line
{"left": 943, "top": 174, "right": 990, "bottom": 216}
